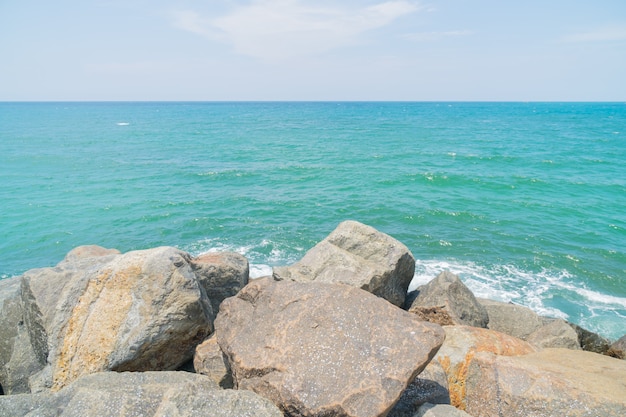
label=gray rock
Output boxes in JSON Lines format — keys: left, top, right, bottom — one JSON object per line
{"left": 191, "top": 252, "right": 249, "bottom": 315}
{"left": 0, "top": 371, "right": 282, "bottom": 417}
{"left": 415, "top": 403, "right": 473, "bottom": 417}
{"left": 465, "top": 349, "right": 626, "bottom": 417}
{"left": 527, "top": 318, "right": 581, "bottom": 350}
{"left": 193, "top": 334, "right": 233, "bottom": 388}
{"left": 568, "top": 322, "right": 611, "bottom": 354}
{"left": 215, "top": 277, "right": 445, "bottom": 417}
{"left": 408, "top": 271, "right": 489, "bottom": 328}
{"left": 21, "top": 246, "right": 213, "bottom": 391}
{"left": 0, "top": 277, "right": 43, "bottom": 394}
{"left": 478, "top": 298, "right": 544, "bottom": 340}
{"left": 608, "top": 334, "right": 626, "bottom": 359}
{"left": 388, "top": 361, "right": 450, "bottom": 417}
{"left": 273, "top": 220, "right": 415, "bottom": 307}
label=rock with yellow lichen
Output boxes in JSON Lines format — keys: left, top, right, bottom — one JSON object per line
{"left": 21, "top": 246, "right": 213, "bottom": 392}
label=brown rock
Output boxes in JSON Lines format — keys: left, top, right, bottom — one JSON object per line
{"left": 191, "top": 252, "right": 249, "bottom": 315}
{"left": 408, "top": 271, "right": 489, "bottom": 328}
{"left": 215, "top": 277, "right": 445, "bottom": 417}
{"left": 194, "top": 335, "right": 233, "bottom": 388}
{"left": 434, "top": 325, "right": 536, "bottom": 411}
{"left": 273, "top": 220, "right": 415, "bottom": 307}
{"left": 465, "top": 349, "right": 626, "bottom": 417}
{"left": 388, "top": 360, "right": 450, "bottom": 417}
{"left": 608, "top": 334, "right": 626, "bottom": 359}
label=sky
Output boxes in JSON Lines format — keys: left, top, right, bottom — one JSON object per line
{"left": 1, "top": 0, "right": 625, "bottom": 101}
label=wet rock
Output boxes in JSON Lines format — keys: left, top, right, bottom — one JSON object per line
{"left": 465, "top": 348, "right": 626, "bottom": 417}
{"left": 273, "top": 220, "right": 415, "bottom": 307}
{"left": 215, "top": 277, "right": 444, "bottom": 417}
{"left": 568, "top": 322, "right": 611, "bottom": 354}
{"left": 408, "top": 271, "right": 489, "bottom": 328}
{"left": 191, "top": 252, "right": 249, "bottom": 315}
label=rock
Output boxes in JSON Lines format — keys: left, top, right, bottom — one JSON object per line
{"left": 194, "top": 334, "right": 233, "bottom": 388}
{"left": 415, "top": 403, "right": 474, "bottom": 417}
{"left": 408, "top": 271, "right": 489, "bottom": 328}
{"left": 191, "top": 252, "right": 249, "bottom": 315}
{"left": 608, "top": 335, "right": 626, "bottom": 359}
{"left": 0, "top": 277, "right": 43, "bottom": 395}
{"left": 0, "top": 371, "right": 283, "bottom": 417}
{"left": 568, "top": 322, "right": 611, "bottom": 354}
{"left": 434, "top": 325, "right": 536, "bottom": 411}
{"left": 21, "top": 246, "right": 213, "bottom": 391}
{"left": 273, "top": 220, "right": 415, "bottom": 307}
{"left": 478, "top": 298, "right": 545, "bottom": 339}
{"left": 61, "top": 245, "right": 121, "bottom": 263}
{"left": 526, "top": 318, "right": 581, "bottom": 350}
{"left": 215, "top": 277, "right": 445, "bottom": 417}
{"left": 388, "top": 361, "right": 450, "bottom": 417}
{"left": 465, "top": 348, "right": 626, "bottom": 417}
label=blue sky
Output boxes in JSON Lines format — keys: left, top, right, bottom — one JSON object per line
{"left": 1, "top": 0, "right": 625, "bottom": 101}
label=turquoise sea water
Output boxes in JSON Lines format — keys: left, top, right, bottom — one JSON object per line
{"left": 1, "top": 102, "right": 625, "bottom": 340}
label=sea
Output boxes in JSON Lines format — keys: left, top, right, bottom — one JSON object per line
{"left": 1, "top": 102, "right": 624, "bottom": 341}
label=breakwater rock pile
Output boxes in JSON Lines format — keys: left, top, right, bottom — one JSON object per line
{"left": 1, "top": 220, "right": 625, "bottom": 417}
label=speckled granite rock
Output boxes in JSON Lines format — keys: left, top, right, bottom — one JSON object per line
{"left": 215, "top": 277, "right": 445, "bottom": 417}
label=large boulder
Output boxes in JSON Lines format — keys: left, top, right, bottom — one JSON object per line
{"left": 191, "top": 252, "right": 249, "bottom": 315}
{"left": 478, "top": 298, "right": 545, "bottom": 339}
{"left": 408, "top": 271, "right": 489, "bottom": 328}
{"left": 568, "top": 322, "right": 612, "bottom": 354}
{"left": 21, "top": 246, "right": 213, "bottom": 391}
{"left": 434, "top": 325, "right": 536, "bottom": 411}
{"left": 415, "top": 403, "right": 473, "bottom": 417}
{"left": 215, "top": 277, "right": 445, "bottom": 417}
{"left": 0, "top": 277, "right": 42, "bottom": 395}
{"left": 465, "top": 348, "right": 626, "bottom": 417}
{"left": 0, "top": 371, "right": 283, "bottom": 417}
{"left": 273, "top": 220, "right": 415, "bottom": 307}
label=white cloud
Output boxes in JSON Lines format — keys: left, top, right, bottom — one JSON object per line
{"left": 171, "top": 0, "right": 420, "bottom": 59}
{"left": 561, "top": 26, "right": 626, "bottom": 43}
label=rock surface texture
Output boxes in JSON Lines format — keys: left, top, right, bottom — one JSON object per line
{"left": 0, "top": 371, "right": 282, "bottom": 417}
{"left": 408, "top": 271, "right": 489, "bottom": 328}
{"left": 434, "top": 325, "right": 536, "bottom": 410}
{"left": 21, "top": 246, "right": 213, "bottom": 391}
{"left": 465, "top": 348, "right": 626, "bottom": 417}
{"left": 608, "top": 334, "right": 626, "bottom": 359}
{"left": 273, "top": 220, "right": 415, "bottom": 307}
{"left": 478, "top": 298, "right": 545, "bottom": 340}
{"left": 191, "top": 252, "right": 249, "bottom": 315}
{"left": 215, "top": 277, "right": 445, "bottom": 417}
{"left": 193, "top": 335, "right": 233, "bottom": 388}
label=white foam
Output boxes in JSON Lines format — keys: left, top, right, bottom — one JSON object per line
{"left": 250, "top": 264, "right": 273, "bottom": 279}
{"left": 116, "top": 122, "right": 130, "bottom": 126}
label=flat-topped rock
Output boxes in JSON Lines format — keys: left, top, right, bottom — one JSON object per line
{"left": 215, "top": 277, "right": 445, "bottom": 417}
{"left": 273, "top": 220, "right": 415, "bottom": 307}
